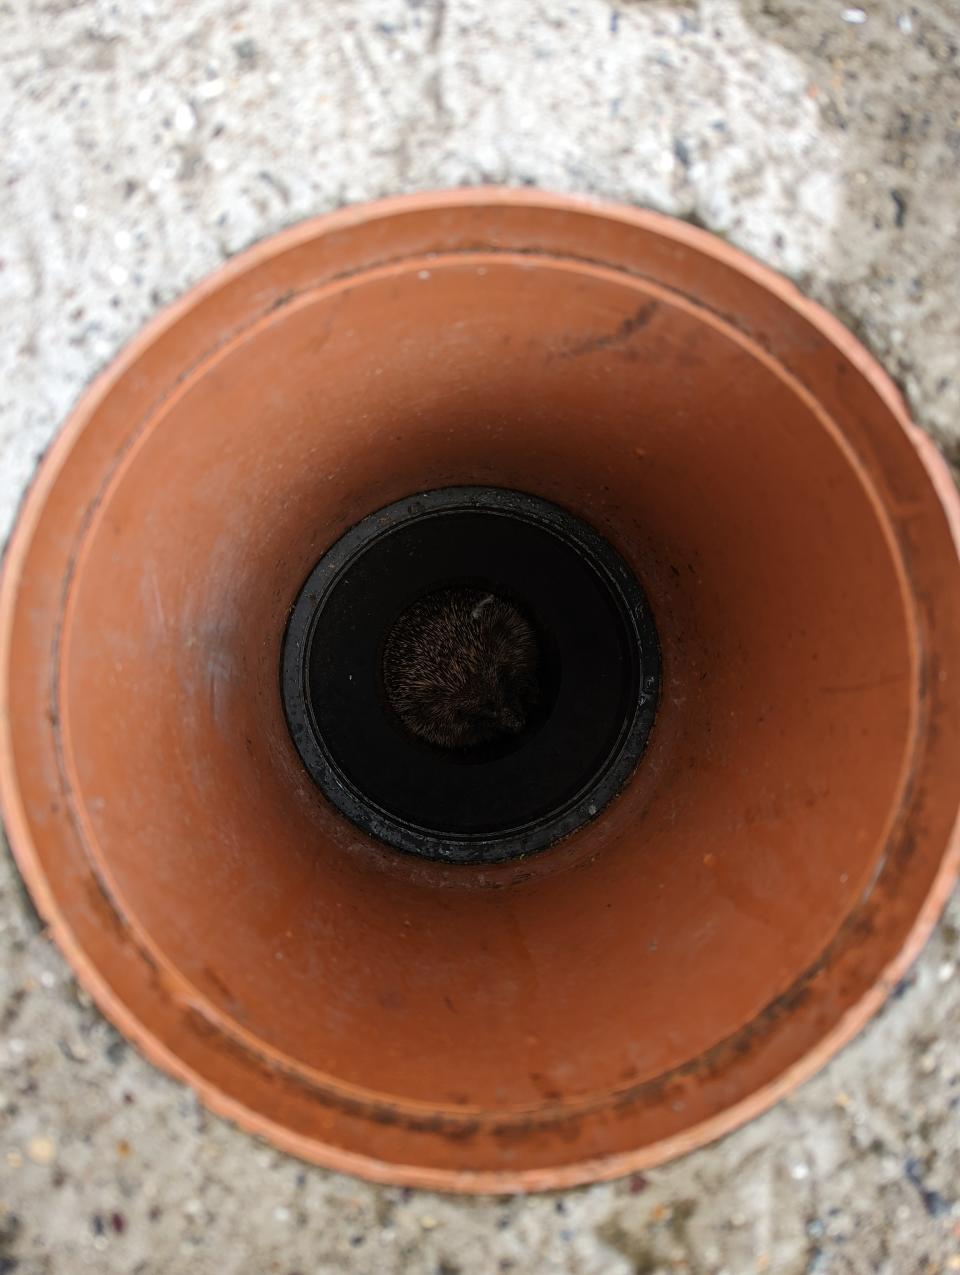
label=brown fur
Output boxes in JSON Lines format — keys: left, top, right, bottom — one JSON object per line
{"left": 382, "top": 589, "right": 540, "bottom": 749}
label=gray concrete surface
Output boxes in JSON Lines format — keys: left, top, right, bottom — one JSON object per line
{"left": 1, "top": 0, "right": 959, "bottom": 1271}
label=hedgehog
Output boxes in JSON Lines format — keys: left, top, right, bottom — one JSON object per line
{"left": 382, "top": 588, "right": 540, "bottom": 750}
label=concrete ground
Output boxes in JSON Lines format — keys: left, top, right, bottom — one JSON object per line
{"left": 1, "top": 0, "right": 959, "bottom": 1271}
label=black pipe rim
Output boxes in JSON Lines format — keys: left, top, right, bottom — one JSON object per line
{"left": 281, "top": 487, "right": 660, "bottom": 864}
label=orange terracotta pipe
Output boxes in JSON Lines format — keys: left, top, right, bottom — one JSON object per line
{"left": 1, "top": 190, "right": 958, "bottom": 1192}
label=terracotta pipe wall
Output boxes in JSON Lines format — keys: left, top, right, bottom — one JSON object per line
{"left": 2, "top": 191, "right": 958, "bottom": 1191}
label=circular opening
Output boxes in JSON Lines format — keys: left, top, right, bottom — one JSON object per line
{"left": 281, "top": 487, "right": 660, "bottom": 862}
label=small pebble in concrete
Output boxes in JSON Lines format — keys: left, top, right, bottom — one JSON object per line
{"left": 195, "top": 79, "right": 225, "bottom": 101}
{"left": 173, "top": 101, "right": 197, "bottom": 134}
{"left": 25, "top": 1135, "right": 55, "bottom": 1164}
{"left": 898, "top": 13, "right": 913, "bottom": 33}
{"left": 841, "top": 7, "right": 868, "bottom": 21}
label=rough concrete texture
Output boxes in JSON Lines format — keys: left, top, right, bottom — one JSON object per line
{"left": 1, "top": 0, "right": 959, "bottom": 1271}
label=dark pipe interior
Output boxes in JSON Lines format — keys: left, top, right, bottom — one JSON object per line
{"left": 281, "top": 487, "right": 660, "bottom": 863}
